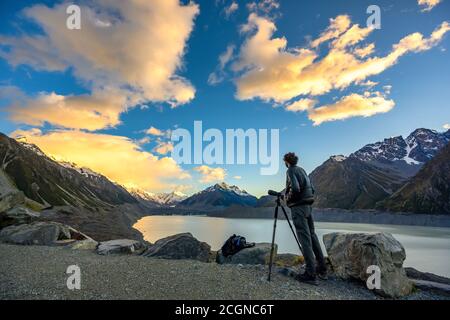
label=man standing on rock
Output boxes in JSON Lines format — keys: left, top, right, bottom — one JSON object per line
{"left": 284, "top": 152, "right": 327, "bottom": 285}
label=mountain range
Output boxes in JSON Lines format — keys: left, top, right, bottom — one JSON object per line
{"left": 178, "top": 182, "right": 257, "bottom": 210}
{"left": 310, "top": 128, "right": 450, "bottom": 212}
{"left": 0, "top": 134, "right": 137, "bottom": 210}
{"left": 1, "top": 128, "right": 449, "bottom": 217}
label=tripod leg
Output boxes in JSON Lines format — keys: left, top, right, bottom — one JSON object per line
{"left": 267, "top": 205, "right": 279, "bottom": 282}
{"left": 280, "top": 205, "right": 304, "bottom": 256}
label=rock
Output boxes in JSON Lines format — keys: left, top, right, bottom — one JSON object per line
{"left": 216, "top": 243, "right": 276, "bottom": 265}
{"left": 143, "top": 233, "right": 210, "bottom": 262}
{"left": 97, "top": 239, "right": 145, "bottom": 255}
{"left": 405, "top": 267, "right": 450, "bottom": 285}
{"left": 0, "top": 206, "right": 40, "bottom": 228}
{"left": 68, "top": 239, "right": 98, "bottom": 250}
{"left": 0, "top": 221, "right": 91, "bottom": 246}
{"left": 0, "top": 191, "right": 25, "bottom": 213}
{"left": 412, "top": 280, "right": 450, "bottom": 296}
{"left": 323, "top": 232, "right": 413, "bottom": 298}
{"left": 275, "top": 253, "right": 304, "bottom": 267}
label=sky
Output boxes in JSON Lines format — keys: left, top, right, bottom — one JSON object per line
{"left": 0, "top": 0, "right": 449, "bottom": 197}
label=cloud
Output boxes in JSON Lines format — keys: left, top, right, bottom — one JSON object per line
{"left": 0, "top": 0, "right": 199, "bottom": 130}
{"left": 308, "top": 92, "right": 395, "bottom": 125}
{"left": 247, "top": 0, "right": 280, "bottom": 16}
{"left": 310, "top": 15, "right": 352, "bottom": 48}
{"left": 194, "top": 165, "right": 227, "bottom": 183}
{"left": 233, "top": 175, "right": 242, "bottom": 180}
{"left": 443, "top": 123, "right": 450, "bottom": 130}
{"left": 11, "top": 129, "right": 190, "bottom": 192}
{"left": 285, "top": 98, "right": 317, "bottom": 112}
{"left": 418, "top": 0, "right": 441, "bottom": 12}
{"left": 224, "top": 1, "right": 239, "bottom": 18}
{"left": 2, "top": 86, "right": 127, "bottom": 131}
{"left": 153, "top": 141, "right": 174, "bottom": 155}
{"left": 229, "top": 14, "right": 449, "bottom": 123}
{"left": 208, "top": 45, "right": 235, "bottom": 85}
{"left": 145, "top": 126, "right": 165, "bottom": 136}
{"left": 233, "top": 15, "right": 449, "bottom": 103}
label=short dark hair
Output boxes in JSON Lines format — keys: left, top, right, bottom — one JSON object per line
{"left": 283, "top": 152, "right": 298, "bottom": 166}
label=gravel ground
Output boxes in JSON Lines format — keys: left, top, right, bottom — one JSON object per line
{"left": 0, "top": 244, "right": 447, "bottom": 300}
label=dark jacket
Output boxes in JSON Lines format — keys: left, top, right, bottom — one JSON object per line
{"left": 285, "top": 165, "right": 315, "bottom": 208}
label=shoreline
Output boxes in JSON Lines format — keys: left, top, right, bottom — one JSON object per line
{"left": 202, "top": 207, "right": 450, "bottom": 228}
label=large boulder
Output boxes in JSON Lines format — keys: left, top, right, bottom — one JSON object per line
{"left": 216, "top": 243, "right": 276, "bottom": 265}
{"left": 0, "top": 206, "right": 40, "bottom": 228}
{"left": 0, "top": 221, "right": 91, "bottom": 246}
{"left": 97, "top": 239, "right": 145, "bottom": 255}
{"left": 0, "top": 191, "right": 25, "bottom": 213}
{"left": 275, "top": 253, "right": 304, "bottom": 267}
{"left": 143, "top": 233, "right": 211, "bottom": 262}
{"left": 323, "top": 232, "right": 413, "bottom": 298}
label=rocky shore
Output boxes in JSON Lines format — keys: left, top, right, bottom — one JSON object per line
{"left": 0, "top": 218, "right": 449, "bottom": 300}
{"left": 1, "top": 243, "right": 448, "bottom": 300}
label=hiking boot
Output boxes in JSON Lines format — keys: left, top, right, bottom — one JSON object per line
{"left": 295, "top": 272, "right": 318, "bottom": 286}
{"left": 316, "top": 267, "right": 328, "bottom": 280}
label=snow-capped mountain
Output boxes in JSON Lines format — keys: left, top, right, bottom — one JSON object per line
{"left": 310, "top": 128, "right": 450, "bottom": 210}
{"left": 153, "top": 191, "right": 187, "bottom": 205}
{"left": 129, "top": 189, "right": 187, "bottom": 206}
{"left": 350, "top": 129, "right": 450, "bottom": 165}
{"left": 179, "top": 182, "right": 257, "bottom": 210}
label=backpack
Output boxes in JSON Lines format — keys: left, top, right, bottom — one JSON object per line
{"left": 220, "top": 234, "right": 254, "bottom": 257}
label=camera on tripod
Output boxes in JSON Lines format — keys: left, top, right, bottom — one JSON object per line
{"left": 266, "top": 189, "right": 303, "bottom": 281}
{"left": 268, "top": 190, "right": 283, "bottom": 198}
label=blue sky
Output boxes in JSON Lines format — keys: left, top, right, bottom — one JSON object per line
{"left": 0, "top": 0, "right": 449, "bottom": 196}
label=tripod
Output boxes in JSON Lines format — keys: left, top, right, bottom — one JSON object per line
{"left": 267, "top": 193, "right": 304, "bottom": 281}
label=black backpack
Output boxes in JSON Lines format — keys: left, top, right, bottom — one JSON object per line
{"left": 220, "top": 234, "right": 254, "bottom": 257}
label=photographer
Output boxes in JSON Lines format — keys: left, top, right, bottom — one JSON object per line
{"left": 284, "top": 152, "right": 327, "bottom": 285}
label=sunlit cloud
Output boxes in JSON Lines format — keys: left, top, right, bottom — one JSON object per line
{"left": 443, "top": 123, "right": 450, "bottom": 130}
{"left": 418, "top": 0, "right": 441, "bottom": 12}
{"left": 285, "top": 98, "right": 317, "bottom": 113}
{"left": 228, "top": 13, "right": 449, "bottom": 123}
{"left": 2, "top": 86, "right": 127, "bottom": 131}
{"left": 234, "top": 15, "right": 449, "bottom": 102}
{"left": 194, "top": 165, "right": 227, "bottom": 183}
{"left": 153, "top": 141, "right": 174, "bottom": 155}
{"left": 0, "top": 0, "right": 199, "bottom": 130}
{"left": 308, "top": 92, "right": 395, "bottom": 125}
{"left": 145, "top": 126, "right": 165, "bottom": 137}
{"left": 10, "top": 129, "right": 190, "bottom": 192}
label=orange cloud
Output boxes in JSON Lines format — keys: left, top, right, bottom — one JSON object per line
{"left": 0, "top": 0, "right": 199, "bottom": 130}
{"left": 3, "top": 87, "right": 127, "bottom": 131}
{"left": 234, "top": 15, "right": 449, "bottom": 103}
{"left": 194, "top": 165, "right": 227, "bottom": 183}
{"left": 418, "top": 0, "right": 441, "bottom": 12}
{"left": 285, "top": 98, "right": 317, "bottom": 112}
{"left": 308, "top": 92, "right": 395, "bottom": 125}
{"left": 11, "top": 129, "right": 190, "bottom": 192}
{"left": 153, "top": 141, "right": 174, "bottom": 155}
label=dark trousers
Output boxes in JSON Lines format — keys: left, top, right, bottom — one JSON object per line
{"left": 291, "top": 205, "right": 326, "bottom": 276}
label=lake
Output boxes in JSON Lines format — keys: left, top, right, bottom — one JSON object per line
{"left": 133, "top": 215, "right": 450, "bottom": 278}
